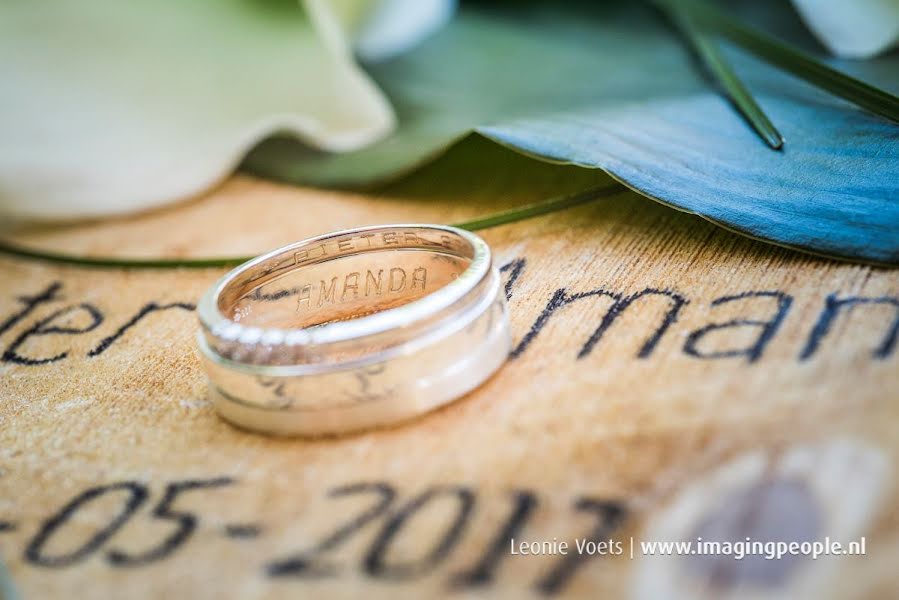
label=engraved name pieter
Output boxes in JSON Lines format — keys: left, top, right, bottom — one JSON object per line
{"left": 296, "top": 267, "right": 428, "bottom": 311}
{"left": 292, "top": 230, "right": 463, "bottom": 265}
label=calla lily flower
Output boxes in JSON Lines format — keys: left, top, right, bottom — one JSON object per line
{"left": 0, "top": 0, "right": 454, "bottom": 221}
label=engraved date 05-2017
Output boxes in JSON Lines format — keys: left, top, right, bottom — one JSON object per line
{"left": 13, "top": 478, "right": 626, "bottom": 596}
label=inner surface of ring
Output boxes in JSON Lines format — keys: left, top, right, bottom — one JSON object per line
{"left": 221, "top": 228, "right": 474, "bottom": 329}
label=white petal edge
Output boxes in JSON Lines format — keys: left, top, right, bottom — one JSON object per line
{"left": 355, "top": 0, "right": 458, "bottom": 62}
{"left": 308, "top": 0, "right": 457, "bottom": 62}
{"left": 791, "top": 0, "right": 899, "bottom": 58}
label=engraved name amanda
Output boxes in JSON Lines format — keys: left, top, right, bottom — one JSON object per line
{"left": 295, "top": 267, "right": 428, "bottom": 311}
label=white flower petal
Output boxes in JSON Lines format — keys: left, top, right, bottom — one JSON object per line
{"left": 309, "top": 0, "right": 457, "bottom": 62}
{"left": 354, "top": 0, "right": 457, "bottom": 62}
{"left": 0, "top": 1, "right": 395, "bottom": 221}
{"left": 791, "top": 0, "right": 899, "bottom": 58}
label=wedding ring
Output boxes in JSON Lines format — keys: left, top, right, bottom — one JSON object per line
{"left": 196, "top": 224, "right": 510, "bottom": 436}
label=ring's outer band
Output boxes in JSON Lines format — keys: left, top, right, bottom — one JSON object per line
{"left": 196, "top": 224, "right": 510, "bottom": 436}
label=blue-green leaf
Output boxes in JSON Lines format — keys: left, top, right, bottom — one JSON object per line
{"left": 245, "top": 1, "right": 899, "bottom": 265}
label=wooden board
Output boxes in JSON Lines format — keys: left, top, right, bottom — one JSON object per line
{"left": 1, "top": 140, "right": 897, "bottom": 599}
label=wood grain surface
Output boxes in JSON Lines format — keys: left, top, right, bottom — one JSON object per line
{"left": 1, "top": 140, "right": 897, "bottom": 599}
